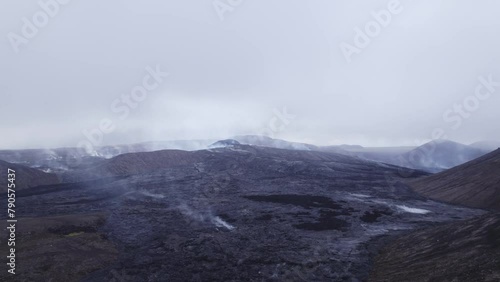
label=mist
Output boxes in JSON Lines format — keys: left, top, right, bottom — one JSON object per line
{"left": 1, "top": 0, "right": 500, "bottom": 150}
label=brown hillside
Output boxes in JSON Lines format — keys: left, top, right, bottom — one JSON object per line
{"left": 370, "top": 213, "right": 500, "bottom": 281}
{"left": 409, "top": 149, "right": 500, "bottom": 211}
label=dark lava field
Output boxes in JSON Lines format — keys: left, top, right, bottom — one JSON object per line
{"left": 0, "top": 145, "right": 488, "bottom": 281}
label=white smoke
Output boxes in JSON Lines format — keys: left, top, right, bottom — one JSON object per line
{"left": 177, "top": 204, "right": 235, "bottom": 231}
{"left": 213, "top": 216, "right": 235, "bottom": 230}
{"left": 396, "top": 205, "right": 431, "bottom": 214}
{"left": 139, "top": 191, "right": 166, "bottom": 199}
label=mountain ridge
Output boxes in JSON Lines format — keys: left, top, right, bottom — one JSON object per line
{"left": 409, "top": 148, "right": 500, "bottom": 211}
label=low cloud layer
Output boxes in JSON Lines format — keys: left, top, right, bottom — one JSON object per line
{"left": 1, "top": 0, "right": 499, "bottom": 149}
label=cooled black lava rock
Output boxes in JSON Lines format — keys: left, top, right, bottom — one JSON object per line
{"left": 2, "top": 145, "right": 485, "bottom": 281}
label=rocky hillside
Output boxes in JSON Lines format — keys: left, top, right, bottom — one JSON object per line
{"left": 370, "top": 213, "right": 500, "bottom": 281}
{"left": 62, "top": 149, "right": 211, "bottom": 182}
{"left": 8, "top": 144, "right": 480, "bottom": 281}
{"left": 409, "top": 149, "right": 500, "bottom": 211}
{"left": 0, "top": 160, "right": 60, "bottom": 192}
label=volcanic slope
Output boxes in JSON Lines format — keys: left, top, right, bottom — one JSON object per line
{"left": 409, "top": 148, "right": 500, "bottom": 211}
{"left": 370, "top": 212, "right": 500, "bottom": 281}
{"left": 5, "top": 145, "right": 485, "bottom": 281}
{"left": 61, "top": 149, "right": 211, "bottom": 182}
{"left": 0, "top": 159, "right": 60, "bottom": 192}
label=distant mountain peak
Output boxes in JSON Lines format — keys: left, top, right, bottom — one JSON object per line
{"left": 401, "top": 139, "right": 487, "bottom": 172}
{"left": 209, "top": 139, "right": 241, "bottom": 148}
{"left": 469, "top": 140, "right": 500, "bottom": 151}
{"left": 410, "top": 148, "right": 500, "bottom": 211}
{"left": 232, "top": 135, "right": 317, "bottom": 151}
{"left": 423, "top": 139, "right": 463, "bottom": 146}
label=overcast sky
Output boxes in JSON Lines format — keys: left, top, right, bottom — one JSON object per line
{"left": 1, "top": 0, "right": 499, "bottom": 150}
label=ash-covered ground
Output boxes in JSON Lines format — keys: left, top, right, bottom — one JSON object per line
{"left": 2, "top": 145, "right": 485, "bottom": 281}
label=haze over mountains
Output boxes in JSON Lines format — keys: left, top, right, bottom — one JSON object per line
{"left": 0, "top": 141, "right": 484, "bottom": 281}
{"left": 470, "top": 140, "right": 500, "bottom": 152}
{"left": 371, "top": 148, "right": 500, "bottom": 281}
{"left": 1, "top": 136, "right": 496, "bottom": 177}
{"left": 3, "top": 1, "right": 499, "bottom": 280}
{"left": 1, "top": 136, "right": 499, "bottom": 281}
{"left": 381, "top": 140, "right": 490, "bottom": 173}
{"left": 409, "top": 148, "right": 500, "bottom": 211}
{"left": 0, "top": 139, "right": 216, "bottom": 173}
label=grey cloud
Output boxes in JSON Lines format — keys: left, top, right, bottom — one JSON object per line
{"left": 1, "top": 0, "right": 499, "bottom": 149}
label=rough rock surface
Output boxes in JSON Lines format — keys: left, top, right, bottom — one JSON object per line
{"left": 0, "top": 159, "right": 60, "bottom": 192}
{"left": 0, "top": 213, "right": 118, "bottom": 282}
{"left": 370, "top": 213, "right": 500, "bottom": 282}
{"left": 2, "top": 145, "right": 485, "bottom": 281}
{"left": 409, "top": 148, "right": 500, "bottom": 211}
